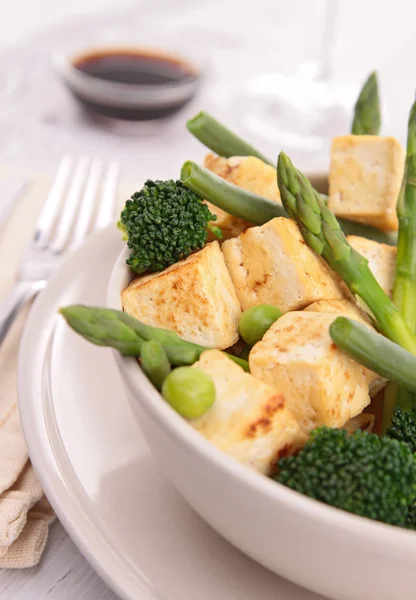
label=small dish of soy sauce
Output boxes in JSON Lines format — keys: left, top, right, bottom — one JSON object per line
{"left": 53, "top": 36, "right": 204, "bottom": 121}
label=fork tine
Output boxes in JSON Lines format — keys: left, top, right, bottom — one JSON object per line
{"left": 49, "top": 156, "right": 90, "bottom": 254}
{"left": 94, "top": 160, "right": 120, "bottom": 230}
{"left": 34, "top": 155, "right": 73, "bottom": 249}
{"left": 70, "top": 157, "right": 103, "bottom": 250}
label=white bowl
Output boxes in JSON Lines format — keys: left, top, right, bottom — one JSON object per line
{"left": 107, "top": 243, "right": 416, "bottom": 600}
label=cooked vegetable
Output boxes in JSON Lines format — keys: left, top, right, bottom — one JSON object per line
{"left": 329, "top": 317, "right": 416, "bottom": 391}
{"left": 405, "top": 502, "right": 416, "bottom": 529}
{"left": 278, "top": 152, "right": 416, "bottom": 352}
{"left": 238, "top": 304, "right": 282, "bottom": 346}
{"left": 181, "top": 160, "right": 286, "bottom": 224}
{"left": 162, "top": 367, "right": 216, "bottom": 419}
{"left": 186, "top": 111, "right": 274, "bottom": 166}
{"left": 393, "top": 102, "right": 416, "bottom": 410}
{"left": 276, "top": 427, "right": 416, "bottom": 527}
{"left": 119, "top": 179, "right": 221, "bottom": 275}
{"left": 181, "top": 160, "right": 397, "bottom": 245}
{"left": 385, "top": 407, "right": 416, "bottom": 453}
{"left": 59, "top": 305, "right": 249, "bottom": 371}
{"left": 59, "top": 306, "right": 143, "bottom": 355}
{"left": 140, "top": 340, "right": 171, "bottom": 390}
{"left": 351, "top": 71, "right": 381, "bottom": 135}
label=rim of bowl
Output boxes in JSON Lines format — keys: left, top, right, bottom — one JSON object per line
{"left": 107, "top": 179, "right": 416, "bottom": 559}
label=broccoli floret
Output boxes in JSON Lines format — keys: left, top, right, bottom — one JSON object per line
{"left": 275, "top": 427, "right": 416, "bottom": 527}
{"left": 120, "top": 180, "right": 219, "bottom": 274}
{"left": 405, "top": 502, "right": 416, "bottom": 530}
{"left": 385, "top": 407, "right": 416, "bottom": 453}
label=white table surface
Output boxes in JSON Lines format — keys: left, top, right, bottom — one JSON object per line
{"left": 1, "top": 1, "right": 416, "bottom": 598}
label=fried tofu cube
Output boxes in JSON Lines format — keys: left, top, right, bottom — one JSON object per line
{"left": 347, "top": 235, "right": 397, "bottom": 297}
{"left": 249, "top": 311, "right": 377, "bottom": 433}
{"left": 328, "top": 135, "right": 405, "bottom": 232}
{"left": 122, "top": 242, "right": 241, "bottom": 349}
{"left": 204, "top": 154, "right": 281, "bottom": 240}
{"left": 192, "top": 350, "right": 306, "bottom": 474}
{"left": 304, "top": 298, "right": 371, "bottom": 323}
{"left": 304, "top": 298, "right": 385, "bottom": 395}
{"left": 222, "top": 217, "right": 348, "bottom": 312}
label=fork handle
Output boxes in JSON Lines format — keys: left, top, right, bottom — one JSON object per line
{"left": 0, "top": 281, "right": 45, "bottom": 344}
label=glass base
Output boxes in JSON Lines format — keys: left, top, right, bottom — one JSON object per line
{"left": 235, "top": 72, "right": 352, "bottom": 153}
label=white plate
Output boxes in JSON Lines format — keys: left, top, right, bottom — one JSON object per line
{"left": 17, "top": 227, "right": 324, "bottom": 600}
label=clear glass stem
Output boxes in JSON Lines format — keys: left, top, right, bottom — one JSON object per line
{"left": 297, "top": 0, "right": 339, "bottom": 82}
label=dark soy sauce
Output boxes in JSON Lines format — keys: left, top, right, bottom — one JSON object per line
{"left": 71, "top": 49, "right": 199, "bottom": 120}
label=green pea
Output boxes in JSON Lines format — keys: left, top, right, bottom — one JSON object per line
{"left": 140, "top": 340, "right": 171, "bottom": 390}
{"left": 162, "top": 367, "right": 216, "bottom": 419}
{"left": 238, "top": 304, "right": 282, "bottom": 346}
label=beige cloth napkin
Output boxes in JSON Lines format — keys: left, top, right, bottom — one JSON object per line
{"left": 0, "top": 306, "right": 56, "bottom": 569}
{"left": 0, "top": 168, "right": 56, "bottom": 569}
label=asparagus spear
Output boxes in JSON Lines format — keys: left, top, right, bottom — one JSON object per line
{"left": 392, "top": 101, "right": 416, "bottom": 410}
{"left": 59, "top": 306, "right": 249, "bottom": 371}
{"left": 181, "top": 160, "right": 286, "bottom": 224}
{"left": 330, "top": 317, "right": 416, "bottom": 392}
{"left": 181, "top": 160, "right": 397, "bottom": 245}
{"left": 140, "top": 340, "right": 171, "bottom": 390}
{"left": 59, "top": 306, "right": 144, "bottom": 355}
{"left": 351, "top": 72, "right": 381, "bottom": 135}
{"left": 277, "top": 151, "right": 416, "bottom": 353}
{"left": 186, "top": 111, "right": 274, "bottom": 166}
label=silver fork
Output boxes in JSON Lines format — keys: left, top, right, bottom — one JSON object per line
{"left": 0, "top": 154, "right": 120, "bottom": 344}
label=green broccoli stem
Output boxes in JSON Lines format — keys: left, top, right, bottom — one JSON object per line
{"left": 329, "top": 317, "right": 416, "bottom": 392}
{"left": 181, "top": 160, "right": 397, "bottom": 245}
{"left": 351, "top": 71, "right": 381, "bottom": 135}
{"left": 393, "top": 101, "right": 416, "bottom": 410}
{"left": 186, "top": 111, "right": 274, "bottom": 166}
{"left": 181, "top": 160, "right": 286, "bottom": 224}
{"left": 60, "top": 305, "right": 249, "bottom": 372}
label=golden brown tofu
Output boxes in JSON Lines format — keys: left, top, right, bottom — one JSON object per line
{"left": 305, "top": 298, "right": 371, "bottom": 323}
{"left": 304, "top": 298, "right": 385, "bottom": 395}
{"left": 347, "top": 235, "right": 397, "bottom": 297}
{"left": 249, "top": 311, "right": 378, "bottom": 433}
{"left": 192, "top": 350, "right": 306, "bottom": 474}
{"left": 222, "top": 217, "right": 348, "bottom": 312}
{"left": 203, "top": 154, "right": 281, "bottom": 240}
{"left": 328, "top": 135, "right": 405, "bottom": 232}
{"left": 122, "top": 242, "right": 241, "bottom": 349}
